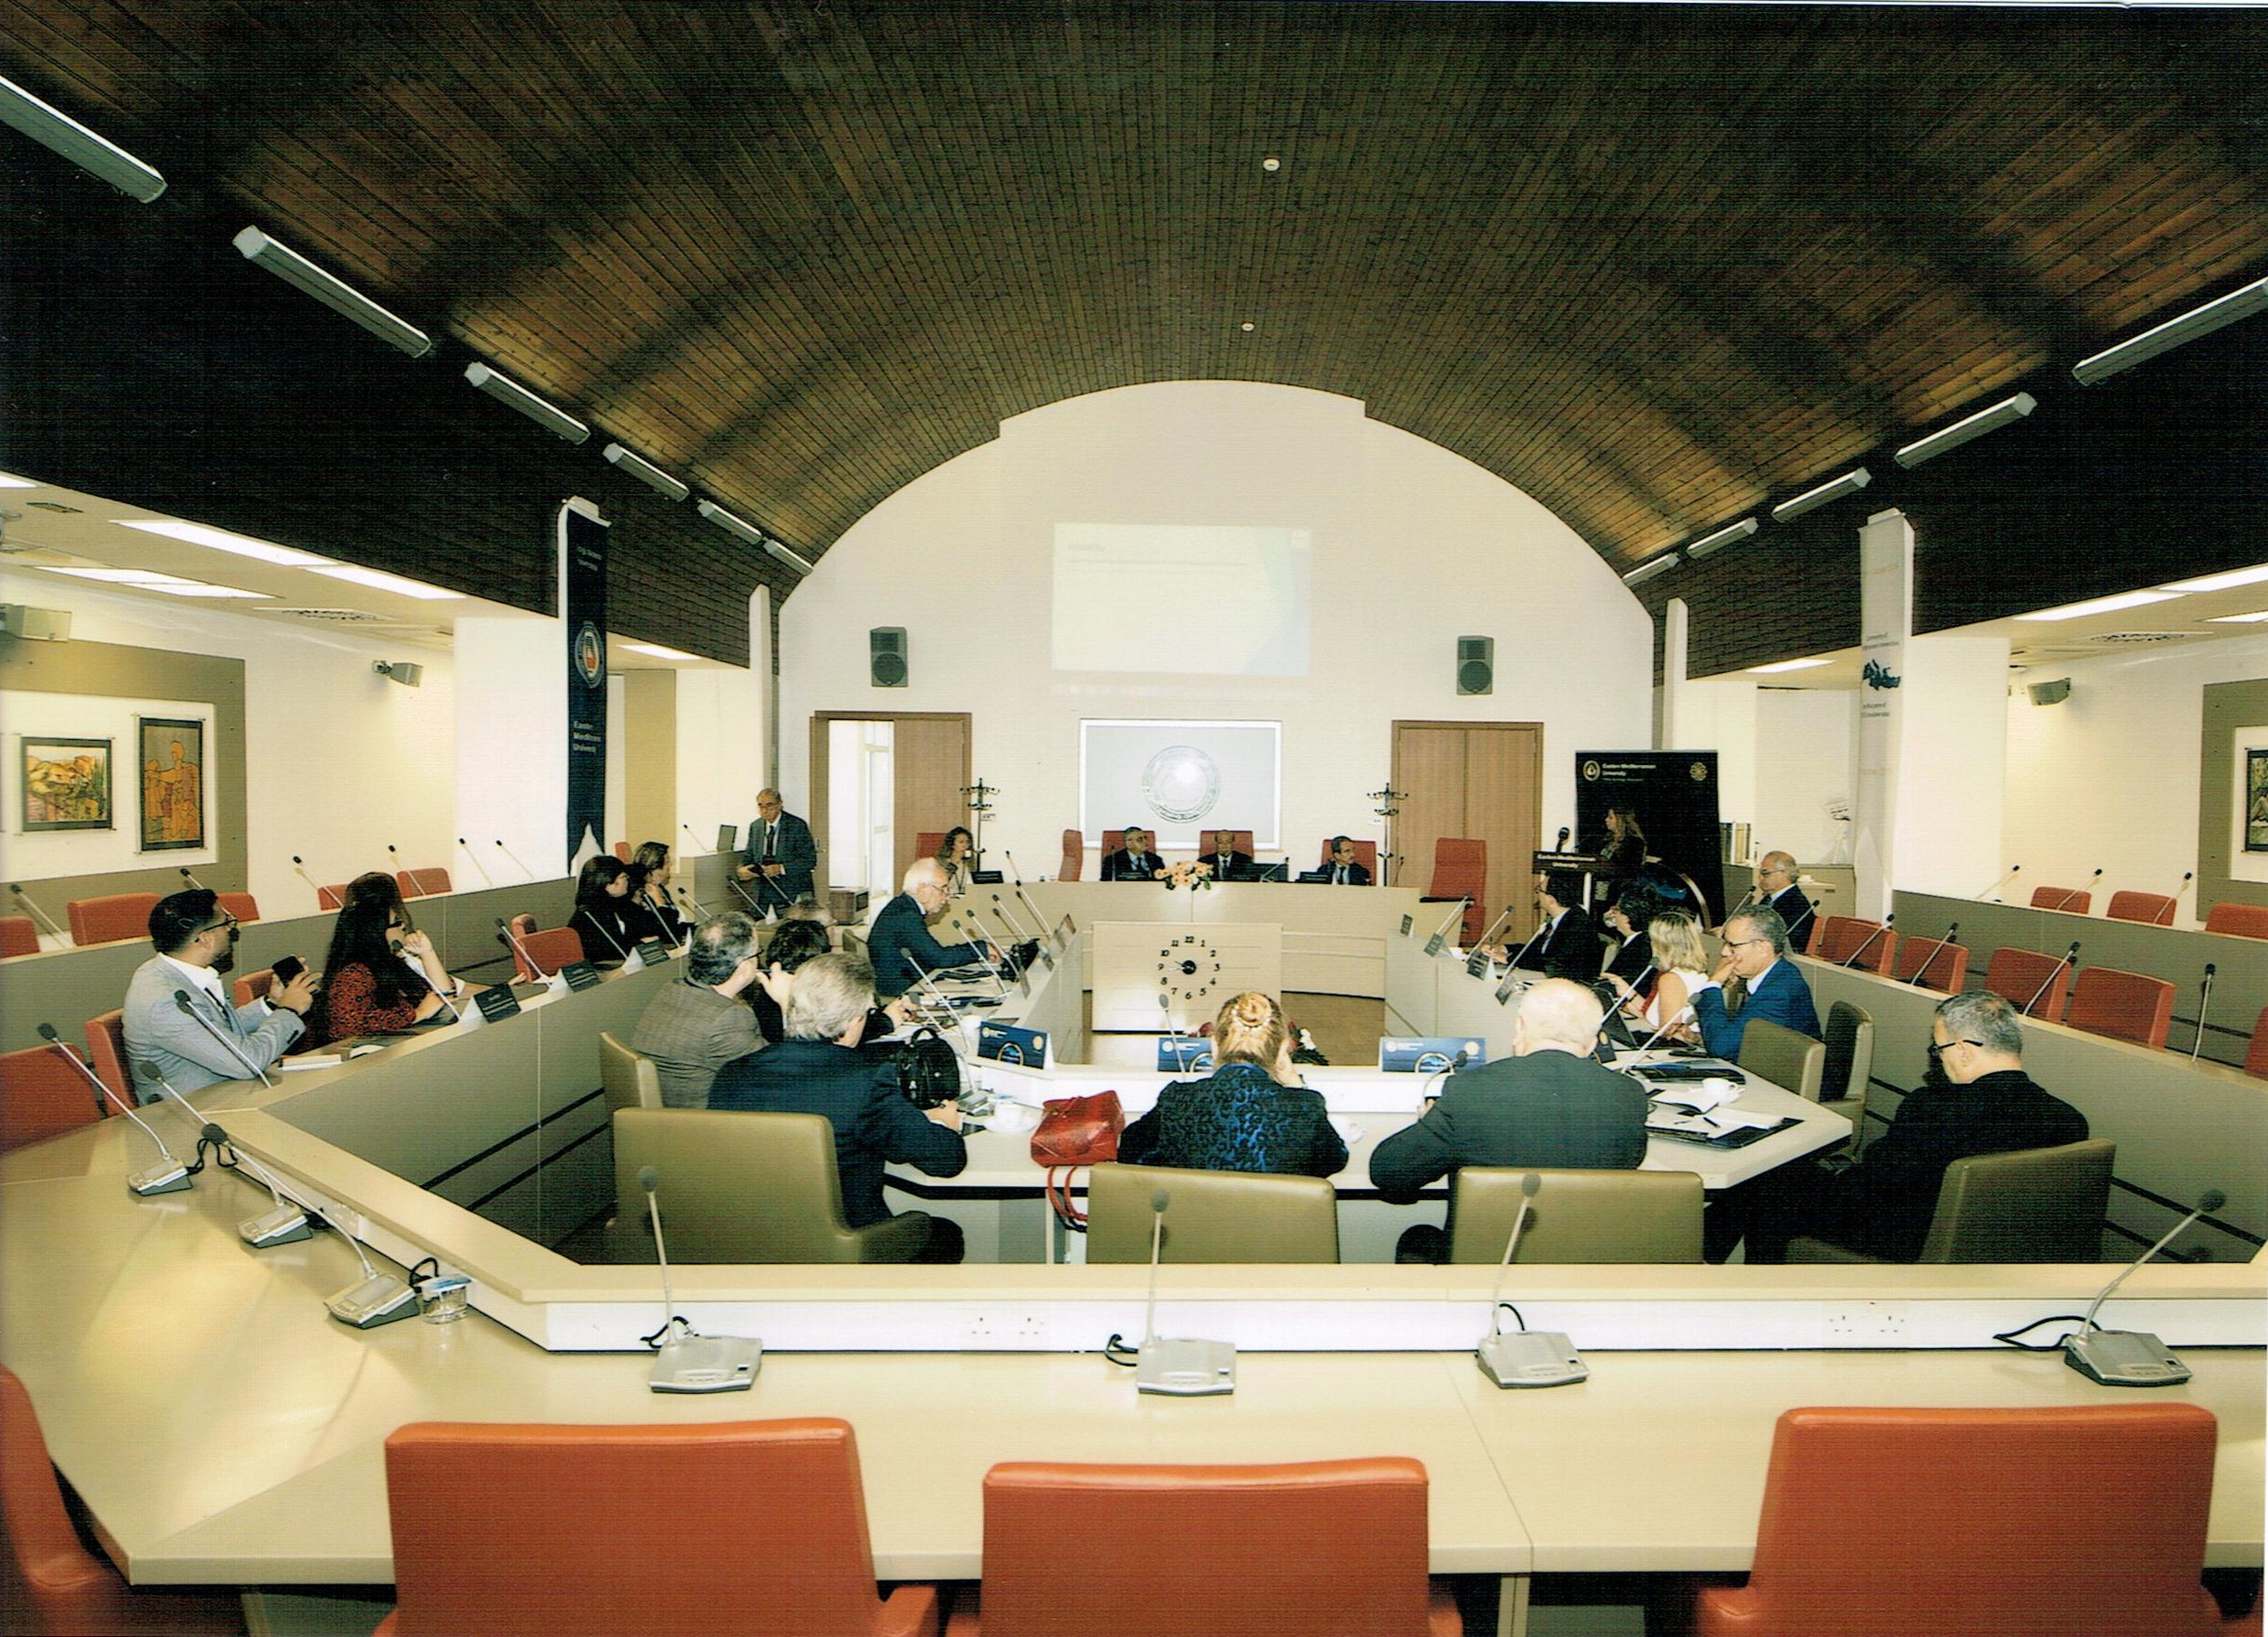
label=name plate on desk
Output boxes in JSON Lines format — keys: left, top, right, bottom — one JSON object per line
{"left": 1423, "top": 930, "right": 1450, "bottom": 957}
{"left": 977, "top": 1020, "right": 1048, "bottom": 1068}
{"left": 473, "top": 984, "right": 523, "bottom": 1023}
{"left": 1400, "top": 914, "right": 1414, "bottom": 936}
{"left": 1157, "top": 1038, "right": 1213, "bottom": 1072}
{"left": 1465, "top": 950, "right": 1495, "bottom": 980}
{"left": 559, "top": 960, "right": 604, "bottom": 992}
{"left": 1494, "top": 969, "right": 1530, "bottom": 1006}
{"left": 1381, "top": 1036, "right": 1486, "bottom": 1073}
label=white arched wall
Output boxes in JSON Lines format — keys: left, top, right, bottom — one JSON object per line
{"left": 778, "top": 381, "right": 1652, "bottom": 877}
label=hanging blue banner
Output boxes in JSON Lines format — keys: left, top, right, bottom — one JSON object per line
{"left": 562, "top": 502, "right": 609, "bottom": 863}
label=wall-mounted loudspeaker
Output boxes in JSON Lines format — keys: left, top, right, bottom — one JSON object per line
{"left": 2, "top": 604, "right": 71, "bottom": 642}
{"left": 2028, "top": 677, "right": 2072, "bottom": 706}
{"left": 1457, "top": 635, "right": 1494, "bottom": 696}
{"left": 372, "top": 660, "right": 424, "bottom": 688}
{"left": 870, "top": 627, "right": 909, "bottom": 688}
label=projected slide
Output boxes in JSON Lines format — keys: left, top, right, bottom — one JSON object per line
{"left": 1081, "top": 720, "right": 1282, "bottom": 851}
{"left": 1052, "top": 524, "right": 1311, "bottom": 676}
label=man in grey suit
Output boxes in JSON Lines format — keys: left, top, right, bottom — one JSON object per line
{"left": 630, "top": 912, "right": 767, "bottom": 1108}
{"left": 735, "top": 788, "right": 818, "bottom": 914}
{"left": 123, "top": 889, "right": 315, "bottom": 1101}
{"left": 1370, "top": 979, "right": 1649, "bottom": 1262}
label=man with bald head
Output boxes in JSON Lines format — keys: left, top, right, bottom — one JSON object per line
{"left": 1753, "top": 851, "right": 1814, "bottom": 952}
{"left": 735, "top": 788, "right": 817, "bottom": 913}
{"left": 866, "top": 857, "right": 998, "bottom": 998}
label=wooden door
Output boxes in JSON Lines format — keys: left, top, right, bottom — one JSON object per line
{"left": 1391, "top": 721, "right": 1544, "bottom": 945}
{"left": 808, "top": 712, "right": 972, "bottom": 899}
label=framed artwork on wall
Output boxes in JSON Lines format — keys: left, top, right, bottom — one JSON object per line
{"left": 20, "top": 736, "right": 113, "bottom": 831}
{"left": 138, "top": 718, "right": 206, "bottom": 851}
{"left": 2247, "top": 748, "right": 2268, "bottom": 854}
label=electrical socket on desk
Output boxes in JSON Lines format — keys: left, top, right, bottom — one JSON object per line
{"left": 1822, "top": 1301, "right": 1909, "bottom": 1347}
{"left": 963, "top": 1308, "right": 1050, "bottom": 1349}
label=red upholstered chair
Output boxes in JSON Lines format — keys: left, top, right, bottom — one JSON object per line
{"left": 1422, "top": 838, "right": 1487, "bottom": 944}
{"left": 2029, "top": 883, "right": 2093, "bottom": 914}
{"left": 316, "top": 883, "right": 348, "bottom": 911}
{"left": 0, "top": 916, "right": 38, "bottom": 959}
{"left": 2108, "top": 889, "right": 2179, "bottom": 927}
{"left": 1983, "top": 947, "right": 2073, "bottom": 1020}
{"left": 0, "top": 1043, "right": 106, "bottom": 1152}
{"left": 230, "top": 970, "right": 275, "bottom": 1009}
{"left": 515, "top": 926, "right": 584, "bottom": 981}
{"left": 65, "top": 893, "right": 159, "bottom": 948}
{"left": 395, "top": 868, "right": 452, "bottom": 899}
{"left": 1057, "top": 829, "right": 1083, "bottom": 881}
{"left": 215, "top": 892, "right": 258, "bottom": 925}
{"left": 2064, "top": 965, "right": 2177, "bottom": 1050}
{"left": 612, "top": 842, "right": 632, "bottom": 862}
{"left": 945, "top": 1457, "right": 1461, "bottom": 1637}
{"left": 375, "top": 1417, "right": 936, "bottom": 1637}
{"left": 1809, "top": 915, "right": 1895, "bottom": 974}
{"left": 82, "top": 1011, "right": 131, "bottom": 1108}
{"left": 1694, "top": 1404, "right": 2229, "bottom": 1637}
{"left": 2245, "top": 1007, "right": 2268, "bottom": 1080}
{"left": 913, "top": 830, "right": 948, "bottom": 861}
{"left": 1892, "top": 936, "right": 1968, "bottom": 995}
{"left": 1317, "top": 839, "right": 1380, "bottom": 880}
{"left": 2204, "top": 901, "right": 2268, "bottom": 940}
{"left": 1102, "top": 829, "right": 1127, "bottom": 856}
{"left": 1, "top": 1366, "right": 245, "bottom": 1635}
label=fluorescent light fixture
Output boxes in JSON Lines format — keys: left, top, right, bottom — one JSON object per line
{"left": 465, "top": 362, "right": 589, "bottom": 444}
{"left": 602, "top": 443, "right": 690, "bottom": 502}
{"left": 696, "top": 499, "right": 764, "bottom": 548}
{"left": 0, "top": 74, "right": 165, "bottom": 201}
{"left": 1748, "top": 658, "right": 1831, "bottom": 675}
{"left": 146, "top": 583, "right": 269, "bottom": 599}
{"left": 1894, "top": 393, "right": 2038, "bottom": 469}
{"left": 2207, "top": 610, "right": 2268, "bottom": 625}
{"left": 40, "top": 566, "right": 266, "bottom": 597}
{"left": 2072, "top": 276, "right": 2268, "bottom": 386}
{"left": 1771, "top": 468, "right": 1872, "bottom": 523}
{"left": 622, "top": 642, "right": 698, "bottom": 661}
{"left": 2162, "top": 564, "right": 2268, "bottom": 594}
{"left": 117, "top": 517, "right": 334, "bottom": 567}
{"left": 233, "top": 227, "right": 431, "bottom": 358}
{"left": 0, "top": 473, "right": 37, "bottom": 489}
{"left": 1621, "top": 553, "right": 1678, "bottom": 587}
{"left": 1683, "top": 517, "right": 1759, "bottom": 559}
{"left": 2015, "top": 590, "right": 2182, "bottom": 623}
{"left": 309, "top": 564, "right": 463, "bottom": 601}
{"left": 763, "top": 538, "right": 815, "bottom": 576}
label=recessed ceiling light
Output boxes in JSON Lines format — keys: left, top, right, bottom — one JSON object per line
{"left": 0, "top": 472, "right": 37, "bottom": 489}
{"left": 309, "top": 564, "right": 463, "bottom": 600}
{"left": 2016, "top": 590, "right": 2183, "bottom": 622}
{"left": 1240, "top": 322, "right": 1256, "bottom": 332}
{"left": 2162, "top": 564, "right": 2268, "bottom": 594}
{"left": 145, "top": 583, "right": 270, "bottom": 599}
{"left": 116, "top": 518, "right": 335, "bottom": 567}
{"left": 622, "top": 642, "right": 697, "bottom": 661}
{"left": 1748, "top": 658, "right": 1832, "bottom": 675}
{"left": 1261, "top": 157, "right": 1281, "bottom": 171}
{"left": 2207, "top": 610, "right": 2268, "bottom": 624}
{"left": 41, "top": 566, "right": 198, "bottom": 585}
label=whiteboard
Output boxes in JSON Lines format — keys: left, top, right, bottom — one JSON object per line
{"left": 1079, "top": 720, "right": 1282, "bottom": 851}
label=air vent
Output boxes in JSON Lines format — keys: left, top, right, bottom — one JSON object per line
{"left": 268, "top": 607, "right": 385, "bottom": 623}
{"left": 2091, "top": 630, "right": 2189, "bottom": 645}
{"left": 23, "top": 501, "right": 83, "bottom": 513}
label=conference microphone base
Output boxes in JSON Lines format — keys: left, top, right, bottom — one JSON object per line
{"left": 1135, "top": 1337, "right": 1236, "bottom": 1396}
{"left": 2062, "top": 1328, "right": 2192, "bottom": 1388}
{"left": 650, "top": 1333, "right": 762, "bottom": 1394}
{"left": 127, "top": 1162, "right": 194, "bottom": 1196}
{"left": 240, "top": 1204, "right": 313, "bottom": 1247}
{"left": 1478, "top": 1331, "right": 1589, "bottom": 1389}
{"left": 326, "top": 1274, "right": 419, "bottom": 1328}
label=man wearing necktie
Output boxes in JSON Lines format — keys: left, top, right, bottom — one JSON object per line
{"left": 1326, "top": 836, "right": 1371, "bottom": 887}
{"left": 734, "top": 788, "right": 818, "bottom": 913}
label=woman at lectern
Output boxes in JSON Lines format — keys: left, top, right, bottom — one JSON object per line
{"left": 1118, "top": 992, "right": 1348, "bottom": 1177}
{"left": 934, "top": 827, "right": 975, "bottom": 896}
{"left": 1595, "top": 805, "right": 1647, "bottom": 879}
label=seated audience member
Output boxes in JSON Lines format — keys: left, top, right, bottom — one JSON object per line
{"left": 631, "top": 913, "right": 766, "bottom": 1109}
{"left": 1505, "top": 870, "right": 1600, "bottom": 982}
{"left": 708, "top": 952, "right": 967, "bottom": 1262}
{"left": 1608, "top": 908, "right": 1709, "bottom": 1041}
{"left": 1371, "top": 979, "right": 1649, "bottom": 1262}
{"left": 1752, "top": 850, "right": 1816, "bottom": 951}
{"left": 866, "top": 858, "right": 995, "bottom": 999}
{"left": 1601, "top": 884, "right": 1663, "bottom": 989}
{"left": 1205, "top": 830, "right": 1255, "bottom": 882}
{"left": 749, "top": 916, "right": 907, "bottom": 1046}
{"left": 1100, "top": 826, "right": 1165, "bottom": 881}
{"left": 1689, "top": 904, "right": 1822, "bottom": 1057}
{"left": 340, "top": 869, "right": 408, "bottom": 918}
{"left": 785, "top": 895, "right": 831, "bottom": 923}
{"left": 123, "top": 889, "right": 315, "bottom": 1100}
{"left": 622, "top": 841, "right": 688, "bottom": 945}
{"left": 1324, "top": 836, "right": 1371, "bottom": 887}
{"left": 934, "top": 826, "right": 975, "bottom": 896}
{"left": 1731, "top": 991, "right": 2087, "bottom": 1263}
{"left": 1118, "top": 992, "right": 1347, "bottom": 1177}
{"left": 316, "top": 897, "right": 463, "bottom": 1041}
{"left": 568, "top": 854, "right": 642, "bottom": 963}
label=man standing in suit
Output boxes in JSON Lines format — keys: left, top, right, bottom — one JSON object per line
{"left": 1507, "top": 870, "right": 1601, "bottom": 982}
{"left": 735, "top": 788, "right": 817, "bottom": 914}
{"left": 1205, "top": 830, "right": 1255, "bottom": 882}
{"left": 866, "top": 858, "right": 997, "bottom": 998}
{"left": 1370, "top": 980, "right": 1649, "bottom": 1262}
{"left": 1688, "top": 904, "right": 1822, "bottom": 1058}
{"left": 1754, "top": 851, "right": 1816, "bottom": 952}
{"left": 1325, "top": 836, "right": 1371, "bottom": 886}
{"left": 1100, "top": 825, "right": 1165, "bottom": 881}
{"left": 123, "top": 889, "right": 316, "bottom": 1100}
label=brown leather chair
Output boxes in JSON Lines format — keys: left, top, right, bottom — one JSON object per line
{"left": 2064, "top": 965, "right": 2176, "bottom": 1050}
{"left": 1447, "top": 1167, "right": 1704, "bottom": 1263}
{"left": 0, "top": 1043, "right": 107, "bottom": 1152}
{"left": 0, "top": 915, "right": 37, "bottom": 959}
{"left": 1057, "top": 828, "right": 1083, "bottom": 881}
{"left": 65, "top": 892, "right": 158, "bottom": 947}
{"left": 1809, "top": 914, "right": 1894, "bottom": 974}
{"left": 1694, "top": 1404, "right": 2231, "bottom": 1636}
{"left": 2029, "top": 882, "right": 2094, "bottom": 914}
{"left": 1738, "top": 1018, "right": 1825, "bottom": 1101}
{"left": 1789, "top": 1138, "right": 2115, "bottom": 1264}
{"left": 2, "top": 1366, "right": 245, "bottom": 1634}
{"left": 82, "top": 1011, "right": 133, "bottom": 1106}
{"left": 1983, "top": 946, "right": 2072, "bottom": 1019}
{"left": 597, "top": 1030, "right": 662, "bottom": 1113}
{"left": 377, "top": 1417, "right": 937, "bottom": 1636}
{"left": 1892, "top": 935, "right": 1968, "bottom": 993}
{"left": 395, "top": 867, "right": 453, "bottom": 898}
{"left": 1084, "top": 1161, "right": 1340, "bottom": 1264}
{"left": 2203, "top": 901, "right": 2268, "bottom": 940}
{"left": 2108, "top": 889, "right": 2179, "bottom": 926}
{"left": 947, "top": 1456, "right": 1461, "bottom": 1636}
{"left": 607, "top": 1107, "right": 932, "bottom": 1263}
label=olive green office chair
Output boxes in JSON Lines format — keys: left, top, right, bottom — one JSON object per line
{"left": 1085, "top": 1163, "right": 1341, "bottom": 1264}
{"left": 597, "top": 1030, "right": 664, "bottom": 1113}
{"left": 1788, "top": 1138, "right": 2116, "bottom": 1264}
{"left": 1820, "top": 1001, "right": 1874, "bottom": 1156}
{"left": 1447, "top": 1167, "right": 1705, "bottom": 1264}
{"left": 1739, "top": 1018, "right": 1825, "bottom": 1103}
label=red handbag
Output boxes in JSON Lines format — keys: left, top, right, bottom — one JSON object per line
{"left": 1031, "top": 1090, "right": 1123, "bottom": 1228}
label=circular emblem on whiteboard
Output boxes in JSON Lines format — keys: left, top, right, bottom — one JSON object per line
{"left": 1689, "top": 761, "right": 1709, "bottom": 782}
{"left": 1142, "top": 745, "right": 1220, "bottom": 824}
{"left": 1582, "top": 760, "right": 1601, "bottom": 782}
{"left": 574, "top": 622, "right": 606, "bottom": 689}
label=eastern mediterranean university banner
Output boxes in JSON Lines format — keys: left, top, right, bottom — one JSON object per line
{"left": 562, "top": 501, "right": 609, "bottom": 864}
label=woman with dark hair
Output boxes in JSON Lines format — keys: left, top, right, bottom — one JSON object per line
{"left": 752, "top": 917, "right": 907, "bottom": 1044}
{"left": 1117, "top": 992, "right": 1347, "bottom": 1177}
{"left": 1601, "top": 883, "right": 1663, "bottom": 991}
{"left": 569, "top": 855, "right": 642, "bottom": 964}
{"left": 623, "top": 840, "right": 687, "bottom": 945}
{"left": 1596, "top": 806, "right": 1648, "bottom": 879}
{"left": 934, "top": 826, "right": 975, "bottom": 896}
{"left": 317, "top": 896, "right": 460, "bottom": 1041}
{"left": 339, "top": 870, "right": 408, "bottom": 920}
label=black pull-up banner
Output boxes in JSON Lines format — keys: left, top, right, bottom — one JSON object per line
{"left": 1575, "top": 750, "right": 1723, "bottom": 925}
{"left": 562, "top": 502, "right": 609, "bottom": 863}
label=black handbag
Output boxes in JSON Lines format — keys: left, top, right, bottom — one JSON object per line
{"left": 893, "top": 1026, "right": 963, "bottom": 1109}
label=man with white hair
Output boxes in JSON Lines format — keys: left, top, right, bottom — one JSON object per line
{"left": 1370, "top": 978, "right": 1650, "bottom": 1262}
{"left": 865, "top": 856, "right": 997, "bottom": 998}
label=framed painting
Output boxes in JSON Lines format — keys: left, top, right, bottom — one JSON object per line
{"left": 20, "top": 736, "right": 113, "bottom": 832}
{"left": 138, "top": 718, "right": 206, "bottom": 851}
{"left": 2247, "top": 748, "right": 2268, "bottom": 854}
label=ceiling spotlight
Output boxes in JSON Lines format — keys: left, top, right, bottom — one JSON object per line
{"left": 2073, "top": 275, "right": 2268, "bottom": 386}
{"left": 1621, "top": 553, "right": 1678, "bottom": 586}
{"left": 1771, "top": 468, "right": 1872, "bottom": 523}
{"left": 0, "top": 74, "right": 165, "bottom": 201}
{"left": 1683, "top": 517, "right": 1760, "bottom": 559}
{"left": 602, "top": 443, "right": 690, "bottom": 502}
{"left": 233, "top": 228, "right": 431, "bottom": 357}
{"left": 2016, "top": 590, "right": 2183, "bottom": 623}
{"left": 1894, "top": 393, "right": 2038, "bottom": 469}
{"left": 1240, "top": 322, "right": 1256, "bottom": 333}
{"left": 465, "top": 362, "right": 589, "bottom": 443}
{"left": 1261, "top": 157, "right": 1282, "bottom": 171}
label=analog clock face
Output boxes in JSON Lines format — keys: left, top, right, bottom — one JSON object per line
{"left": 1156, "top": 933, "right": 1227, "bottom": 1003}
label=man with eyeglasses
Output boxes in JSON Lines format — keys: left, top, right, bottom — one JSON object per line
{"left": 1751, "top": 851, "right": 1815, "bottom": 952}
{"left": 122, "top": 889, "right": 315, "bottom": 1101}
{"left": 865, "top": 858, "right": 999, "bottom": 999}
{"left": 1686, "top": 904, "right": 1821, "bottom": 1058}
{"left": 1731, "top": 990, "right": 2087, "bottom": 1263}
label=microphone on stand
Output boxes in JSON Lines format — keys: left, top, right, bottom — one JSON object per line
{"left": 496, "top": 839, "right": 539, "bottom": 882}
{"left": 2190, "top": 963, "right": 2215, "bottom": 1066}
{"left": 290, "top": 855, "right": 329, "bottom": 907}
{"left": 1469, "top": 906, "right": 1516, "bottom": 965}
{"left": 1424, "top": 899, "right": 1471, "bottom": 954}
{"left": 2170, "top": 870, "right": 2195, "bottom": 912}
{"left": 1837, "top": 913, "right": 1894, "bottom": 970}
{"left": 1629, "top": 1005, "right": 1696, "bottom": 1059}
{"left": 2021, "top": 942, "right": 2080, "bottom": 1017}
{"left": 171, "top": 990, "right": 275, "bottom": 1088}
{"left": 176, "top": 866, "right": 209, "bottom": 890}
{"left": 987, "top": 892, "right": 1039, "bottom": 947}
{"left": 1000, "top": 857, "right": 1057, "bottom": 948}
{"left": 1501, "top": 915, "right": 1550, "bottom": 972}
{"left": 1130, "top": 1189, "right": 1235, "bottom": 1396}
{"left": 496, "top": 917, "right": 570, "bottom": 994}
{"left": 8, "top": 884, "right": 68, "bottom": 942}
{"left": 202, "top": 1120, "right": 316, "bottom": 1248}
{"left": 35, "top": 1026, "right": 193, "bottom": 1194}
{"left": 456, "top": 837, "right": 495, "bottom": 888}
{"left": 1719, "top": 886, "right": 1757, "bottom": 933}
{"left": 1906, "top": 922, "right": 1959, "bottom": 987}
{"left": 2046, "top": 869, "right": 2103, "bottom": 913}
{"left": 575, "top": 906, "right": 642, "bottom": 971}
{"left": 1155, "top": 992, "right": 1208, "bottom": 1071}
{"left": 1554, "top": 826, "right": 1571, "bottom": 852}
{"left": 2063, "top": 1189, "right": 2227, "bottom": 1386}
{"left": 640, "top": 1165, "right": 760, "bottom": 1392}
{"left": 1975, "top": 864, "right": 2022, "bottom": 902}
{"left": 1476, "top": 1173, "right": 1586, "bottom": 1387}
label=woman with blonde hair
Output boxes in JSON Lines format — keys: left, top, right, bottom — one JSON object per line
{"left": 1116, "top": 992, "right": 1347, "bottom": 1176}
{"left": 1607, "top": 909, "right": 1709, "bottom": 1040}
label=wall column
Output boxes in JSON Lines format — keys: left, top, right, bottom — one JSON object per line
{"left": 454, "top": 615, "right": 565, "bottom": 882}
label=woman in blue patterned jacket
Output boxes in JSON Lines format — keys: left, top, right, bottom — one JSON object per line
{"left": 1118, "top": 992, "right": 1348, "bottom": 1177}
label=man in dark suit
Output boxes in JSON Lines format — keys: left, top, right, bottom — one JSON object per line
{"left": 1100, "top": 825, "right": 1165, "bottom": 881}
{"left": 1324, "top": 836, "right": 1371, "bottom": 886}
{"left": 1688, "top": 904, "right": 1822, "bottom": 1057}
{"left": 1754, "top": 851, "right": 1816, "bottom": 953}
{"left": 1507, "top": 870, "right": 1601, "bottom": 981}
{"left": 735, "top": 788, "right": 818, "bottom": 913}
{"left": 1371, "top": 979, "right": 1649, "bottom": 1262}
{"left": 865, "top": 858, "right": 995, "bottom": 998}
{"left": 1732, "top": 991, "right": 2088, "bottom": 1263}
{"left": 1204, "top": 830, "right": 1255, "bottom": 882}
{"left": 708, "top": 950, "right": 967, "bottom": 1261}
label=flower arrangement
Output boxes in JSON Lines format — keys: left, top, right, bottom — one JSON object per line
{"left": 1163, "top": 859, "right": 1214, "bottom": 891}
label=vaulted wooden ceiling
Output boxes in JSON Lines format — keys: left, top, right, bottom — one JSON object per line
{"left": 7, "top": 1, "right": 2266, "bottom": 583}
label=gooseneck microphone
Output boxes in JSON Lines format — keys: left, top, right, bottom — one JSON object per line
{"left": 1630, "top": 1004, "right": 1696, "bottom": 1058}
{"left": 176, "top": 866, "right": 209, "bottom": 890}
{"left": 1906, "top": 922, "right": 1959, "bottom": 987}
{"left": 172, "top": 989, "right": 276, "bottom": 1088}
{"left": 2022, "top": 942, "right": 2080, "bottom": 1017}
{"left": 2063, "top": 1189, "right": 2227, "bottom": 1387}
{"left": 496, "top": 839, "right": 538, "bottom": 882}
{"left": 495, "top": 917, "right": 567, "bottom": 992}
{"left": 1502, "top": 913, "right": 1550, "bottom": 972}
{"left": 1555, "top": 826, "right": 1572, "bottom": 852}
{"left": 1470, "top": 906, "right": 1516, "bottom": 962}
{"left": 640, "top": 1164, "right": 760, "bottom": 1393}
{"left": 2190, "top": 963, "right": 2215, "bottom": 1066}
{"left": 1133, "top": 1187, "right": 1236, "bottom": 1396}
{"left": 9, "top": 883, "right": 68, "bottom": 941}
{"left": 290, "top": 855, "right": 328, "bottom": 905}
{"left": 1838, "top": 913, "right": 1894, "bottom": 970}
{"left": 457, "top": 837, "right": 495, "bottom": 888}
{"left": 1476, "top": 1173, "right": 1587, "bottom": 1387}
{"left": 577, "top": 905, "right": 640, "bottom": 969}
{"left": 1000, "top": 860, "right": 1055, "bottom": 948}
{"left": 1976, "top": 863, "right": 2021, "bottom": 902}
{"left": 36, "top": 1025, "right": 192, "bottom": 1194}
